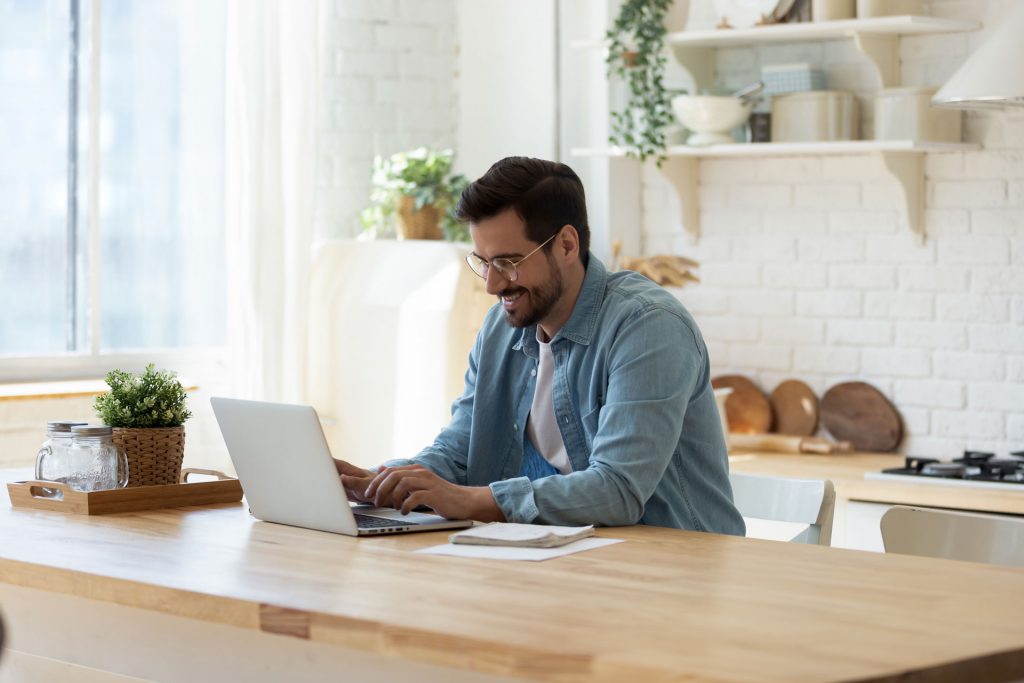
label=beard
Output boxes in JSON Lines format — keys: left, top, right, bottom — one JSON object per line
{"left": 500, "top": 260, "right": 564, "bottom": 329}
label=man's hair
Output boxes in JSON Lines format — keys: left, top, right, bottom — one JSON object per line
{"left": 455, "top": 157, "right": 590, "bottom": 261}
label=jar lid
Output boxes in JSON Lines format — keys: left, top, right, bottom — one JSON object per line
{"left": 47, "top": 420, "right": 89, "bottom": 432}
{"left": 71, "top": 424, "right": 113, "bottom": 437}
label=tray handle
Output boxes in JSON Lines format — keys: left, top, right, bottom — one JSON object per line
{"left": 20, "top": 480, "right": 72, "bottom": 501}
{"left": 179, "top": 468, "right": 233, "bottom": 483}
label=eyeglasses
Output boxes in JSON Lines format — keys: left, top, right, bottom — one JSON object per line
{"left": 465, "top": 234, "right": 556, "bottom": 282}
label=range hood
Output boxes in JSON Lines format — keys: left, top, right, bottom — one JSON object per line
{"left": 932, "top": 3, "right": 1024, "bottom": 109}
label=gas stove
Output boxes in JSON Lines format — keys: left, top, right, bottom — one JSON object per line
{"left": 865, "top": 451, "right": 1024, "bottom": 491}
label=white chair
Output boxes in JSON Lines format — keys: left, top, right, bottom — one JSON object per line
{"left": 729, "top": 473, "right": 836, "bottom": 546}
{"left": 880, "top": 506, "right": 1024, "bottom": 568}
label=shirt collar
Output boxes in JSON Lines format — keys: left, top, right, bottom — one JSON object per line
{"left": 513, "top": 253, "right": 607, "bottom": 353}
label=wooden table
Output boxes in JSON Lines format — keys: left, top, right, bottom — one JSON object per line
{"left": 2, "top": 470, "right": 1024, "bottom": 683}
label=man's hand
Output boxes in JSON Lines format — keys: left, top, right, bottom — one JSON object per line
{"left": 333, "top": 459, "right": 376, "bottom": 504}
{"left": 365, "top": 464, "right": 505, "bottom": 522}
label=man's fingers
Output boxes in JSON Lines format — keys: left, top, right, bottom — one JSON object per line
{"left": 366, "top": 465, "right": 426, "bottom": 499}
{"left": 388, "top": 475, "right": 428, "bottom": 509}
{"left": 371, "top": 469, "right": 433, "bottom": 509}
{"left": 401, "top": 490, "right": 431, "bottom": 515}
{"left": 364, "top": 467, "right": 391, "bottom": 498}
{"left": 334, "top": 459, "right": 372, "bottom": 477}
{"left": 339, "top": 474, "right": 372, "bottom": 503}
{"left": 340, "top": 473, "right": 365, "bottom": 490}
{"left": 371, "top": 470, "right": 406, "bottom": 508}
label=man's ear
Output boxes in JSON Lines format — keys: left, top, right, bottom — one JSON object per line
{"left": 557, "top": 224, "right": 579, "bottom": 261}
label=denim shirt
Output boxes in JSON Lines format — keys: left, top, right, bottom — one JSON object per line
{"left": 386, "top": 255, "right": 745, "bottom": 535}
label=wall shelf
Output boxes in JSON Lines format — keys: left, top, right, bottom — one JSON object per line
{"left": 666, "top": 16, "right": 979, "bottom": 47}
{"left": 568, "top": 12, "right": 981, "bottom": 252}
{"left": 669, "top": 16, "right": 980, "bottom": 90}
{"left": 571, "top": 141, "right": 980, "bottom": 244}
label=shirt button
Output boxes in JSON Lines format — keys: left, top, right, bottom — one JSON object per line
{"left": 531, "top": 369, "right": 537, "bottom": 377}
{"left": 563, "top": 416, "right": 569, "bottom": 425}
{"left": 513, "top": 423, "right": 518, "bottom": 431}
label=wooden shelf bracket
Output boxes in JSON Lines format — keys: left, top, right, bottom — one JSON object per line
{"left": 658, "top": 156, "right": 700, "bottom": 244}
{"left": 852, "top": 32, "right": 900, "bottom": 89}
{"left": 879, "top": 151, "right": 925, "bottom": 244}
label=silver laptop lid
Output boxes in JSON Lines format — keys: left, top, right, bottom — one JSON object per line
{"left": 211, "top": 397, "right": 473, "bottom": 536}
{"left": 211, "top": 397, "right": 360, "bottom": 535}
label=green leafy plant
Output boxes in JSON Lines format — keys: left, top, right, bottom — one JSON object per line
{"left": 94, "top": 364, "right": 192, "bottom": 428}
{"left": 360, "top": 147, "right": 470, "bottom": 242}
{"left": 606, "top": 0, "right": 674, "bottom": 165}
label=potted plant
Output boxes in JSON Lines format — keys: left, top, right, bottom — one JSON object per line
{"left": 606, "top": 0, "right": 675, "bottom": 165}
{"left": 93, "top": 364, "right": 192, "bottom": 487}
{"left": 361, "top": 147, "right": 470, "bottom": 242}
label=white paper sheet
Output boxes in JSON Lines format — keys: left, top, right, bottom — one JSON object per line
{"left": 416, "top": 537, "right": 623, "bottom": 561}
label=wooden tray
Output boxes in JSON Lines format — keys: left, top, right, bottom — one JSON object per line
{"left": 7, "top": 468, "right": 243, "bottom": 515}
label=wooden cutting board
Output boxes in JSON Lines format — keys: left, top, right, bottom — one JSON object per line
{"left": 711, "top": 375, "right": 772, "bottom": 434}
{"left": 820, "top": 381, "right": 903, "bottom": 452}
{"left": 729, "top": 433, "right": 852, "bottom": 454}
{"left": 770, "top": 379, "right": 819, "bottom": 436}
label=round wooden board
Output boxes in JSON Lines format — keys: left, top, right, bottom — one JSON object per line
{"left": 820, "top": 381, "right": 903, "bottom": 452}
{"left": 711, "top": 375, "right": 772, "bottom": 434}
{"left": 770, "top": 379, "right": 819, "bottom": 436}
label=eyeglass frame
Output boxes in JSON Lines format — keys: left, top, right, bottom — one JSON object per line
{"left": 465, "top": 232, "right": 557, "bottom": 282}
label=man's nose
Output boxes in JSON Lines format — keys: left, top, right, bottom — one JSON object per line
{"left": 484, "top": 266, "right": 508, "bottom": 295}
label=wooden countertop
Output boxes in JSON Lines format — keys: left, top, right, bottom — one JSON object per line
{"left": 3, "top": 471, "right": 1024, "bottom": 682}
{"left": 729, "top": 451, "right": 1024, "bottom": 515}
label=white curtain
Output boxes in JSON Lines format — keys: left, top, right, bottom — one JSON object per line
{"left": 224, "top": 0, "right": 319, "bottom": 402}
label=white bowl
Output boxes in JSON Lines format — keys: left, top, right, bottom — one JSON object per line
{"left": 672, "top": 95, "right": 753, "bottom": 146}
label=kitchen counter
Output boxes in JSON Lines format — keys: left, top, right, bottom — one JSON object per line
{"left": 729, "top": 450, "right": 1024, "bottom": 515}
{"left": 3, "top": 470, "right": 1024, "bottom": 682}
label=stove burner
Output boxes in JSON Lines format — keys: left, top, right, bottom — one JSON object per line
{"left": 881, "top": 449, "right": 1024, "bottom": 485}
{"left": 986, "top": 459, "right": 1023, "bottom": 476}
{"left": 960, "top": 450, "right": 996, "bottom": 466}
{"left": 921, "top": 462, "right": 968, "bottom": 477}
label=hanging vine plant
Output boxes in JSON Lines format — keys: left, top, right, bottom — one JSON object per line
{"left": 606, "top": 0, "right": 674, "bottom": 166}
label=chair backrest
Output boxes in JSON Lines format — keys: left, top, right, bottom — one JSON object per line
{"left": 880, "top": 506, "right": 1024, "bottom": 568}
{"left": 729, "top": 473, "right": 836, "bottom": 546}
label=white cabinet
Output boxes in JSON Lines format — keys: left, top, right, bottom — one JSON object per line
{"left": 568, "top": 10, "right": 982, "bottom": 245}
{"left": 840, "top": 500, "right": 890, "bottom": 552}
{"left": 306, "top": 241, "right": 493, "bottom": 468}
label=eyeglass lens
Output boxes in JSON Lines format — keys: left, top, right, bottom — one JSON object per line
{"left": 467, "top": 255, "right": 516, "bottom": 280}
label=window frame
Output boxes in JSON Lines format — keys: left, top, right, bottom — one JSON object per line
{"left": 0, "top": 0, "right": 227, "bottom": 384}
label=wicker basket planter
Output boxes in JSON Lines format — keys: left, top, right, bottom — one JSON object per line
{"left": 112, "top": 426, "right": 186, "bottom": 487}
{"left": 397, "top": 195, "right": 443, "bottom": 240}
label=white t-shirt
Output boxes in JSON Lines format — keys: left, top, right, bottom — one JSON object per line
{"left": 525, "top": 333, "right": 571, "bottom": 474}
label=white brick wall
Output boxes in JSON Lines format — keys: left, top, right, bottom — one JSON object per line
{"left": 657, "top": 0, "right": 1024, "bottom": 456}
{"left": 315, "top": 1, "right": 1023, "bottom": 456}
{"left": 315, "top": 0, "right": 458, "bottom": 239}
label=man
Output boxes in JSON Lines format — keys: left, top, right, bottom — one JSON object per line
{"left": 336, "top": 157, "right": 743, "bottom": 534}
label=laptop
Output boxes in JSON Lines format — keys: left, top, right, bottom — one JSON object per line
{"left": 211, "top": 397, "right": 474, "bottom": 536}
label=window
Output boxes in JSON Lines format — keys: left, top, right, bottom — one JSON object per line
{"left": 0, "top": 0, "right": 226, "bottom": 367}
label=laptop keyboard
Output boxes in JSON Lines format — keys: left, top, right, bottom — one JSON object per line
{"left": 354, "top": 512, "right": 420, "bottom": 529}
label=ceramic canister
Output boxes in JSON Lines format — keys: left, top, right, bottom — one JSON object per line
{"left": 771, "top": 91, "right": 860, "bottom": 142}
{"left": 857, "top": 0, "right": 923, "bottom": 17}
{"left": 874, "top": 86, "right": 962, "bottom": 142}
{"left": 812, "top": 0, "right": 855, "bottom": 21}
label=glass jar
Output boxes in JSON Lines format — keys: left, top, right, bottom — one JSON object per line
{"left": 35, "top": 420, "right": 89, "bottom": 491}
{"left": 67, "top": 425, "right": 129, "bottom": 492}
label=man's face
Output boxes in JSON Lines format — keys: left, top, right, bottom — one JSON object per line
{"left": 470, "top": 209, "right": 564, "bottom": 329}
